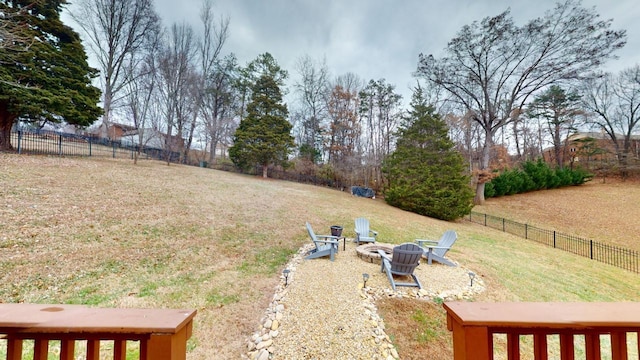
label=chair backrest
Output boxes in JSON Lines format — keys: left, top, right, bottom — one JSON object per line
{"left": 305, "top": 222, "right": 319, "bottom": 249}
{"left": 355, "top": 217, "right": 370, "bottom": 234}
{"left": 390, "top": 243, "right": 423, "bottom": 275}
{"left": 434, "top": 230, "right": 458, "bottom": 256}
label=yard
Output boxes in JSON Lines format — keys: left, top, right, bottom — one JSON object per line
{"left": 1, "top": 154, "right": 638, "bottom": 359}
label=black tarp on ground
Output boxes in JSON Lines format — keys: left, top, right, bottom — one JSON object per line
{"left": 351, "top": 186, "right": 375, "bottom": 198}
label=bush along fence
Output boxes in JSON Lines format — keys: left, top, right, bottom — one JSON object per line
{"left": 468, "top": 211, "right": 639, "bottom": 274}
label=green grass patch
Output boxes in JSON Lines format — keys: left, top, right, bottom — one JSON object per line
{"left": 66, "top": 285, "right": 113, "bottom": 305}
{"left": 412, "top": 308, "right": 447, "bottom": 344}
{"left": 205, "top": 289, "right": 240, "bottom": 307}
{"left": 237, "top": 246, "right": 297, "bottom": 275}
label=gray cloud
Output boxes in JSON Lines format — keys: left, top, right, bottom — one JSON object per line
{"left": 143, "top": 0, "right": 640, "bottom": 103}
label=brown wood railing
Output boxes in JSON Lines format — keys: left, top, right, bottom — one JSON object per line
{"left": 444, "top": 302, "right": 640, "bottom": 360}
{"left": 0, "top": 303, "right": 196, "bottom": 360}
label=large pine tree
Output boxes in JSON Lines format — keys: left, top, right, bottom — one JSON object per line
{"left": 0, "top": 0, "right": 102, "bottom": 151}
{"left": 229, "top": 74, "right": 294, "bottom": 178}
{"left": 383, "top": 88, "right": 474, "bottom": 221}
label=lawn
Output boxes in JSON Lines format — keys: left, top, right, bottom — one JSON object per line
{"left": 1, "top": 154, "right": 638, "bottom": 359}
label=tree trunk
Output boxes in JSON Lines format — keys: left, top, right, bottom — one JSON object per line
{"left": 0, "top": 103, "right": 17, "bottom": 151}
{"left": 474, "top": 130, "right": 494, "bottom": 205}
{"left": 474, "top": 182, "right": 486, "bottom": 205}
{"left": 262, "top": 165, "right": 268, "bottom": 178}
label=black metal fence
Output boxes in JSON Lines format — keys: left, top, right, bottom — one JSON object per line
{"left": 10, "top": 128, "right": 351, "bottom": 191}
{"left": 468, "top": 211, "right": 639, "bottom": 274}
{"left": 10, "top": 128, "right": 182, "bottom": 163}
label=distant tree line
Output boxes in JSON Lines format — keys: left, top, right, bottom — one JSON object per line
{"left": 1, "top": 0, "right": 638, "bottom": 220}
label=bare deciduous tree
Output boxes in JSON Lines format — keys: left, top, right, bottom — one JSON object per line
{"left": 359, "top": 79, "right": 402, "bottom": 188}
{"left": 156, "top": 22, "right": 198, "bottom": 164}
{"left": 197, "top": 0, "right": 232, "bottom": 164}
{"left": 121, "top": 25, "right": 162, "bottom": 164}
{"left": 581, "top": 65, "right": 640, "bottom": 175}
{"left": 293, "top": 55, "right": 330, "bottom": 163}
{"left": 71, "top": 0, "right": 160, "bottom": 137}
{"left": 417, "top": 0, "right": 625, "bottom": 203}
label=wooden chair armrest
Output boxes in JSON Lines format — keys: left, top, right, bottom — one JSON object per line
{"left": 370, "top": 230, "right": 378, "bottom": 236}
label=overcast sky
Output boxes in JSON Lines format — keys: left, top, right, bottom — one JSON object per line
{"left": 68, "top": 0, "right": 640, "bottom": 107}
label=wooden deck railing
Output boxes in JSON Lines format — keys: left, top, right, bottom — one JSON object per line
{"left": 0, "top": 303, "right": 197, "bottom": 360}
{"left": 444, "top": 302, "right": 640, "bottom": 360}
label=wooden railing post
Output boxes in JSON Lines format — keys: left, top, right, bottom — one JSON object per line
{"left": 533, "top": 333, "right": 548, "bottom": 360}
{"left": 60, "top": 339, "right": 75, "bottom": 360}
{"left": 86, "top": 340, "right": 100, "bottom": 360}
{"left": 444, "top": 302, "right": 640, "bottom": 360}
{"left": 559, "top": 333, "right": 574, "bottom": 360}
{"left": 33, "top": 339, "right": 49, "bottom": 360}
{"left": 6, "top": 339, "right": 23, "bottom": 360}
{"left": 610, "top": 331, "right": 628, "bottom": 360}
{"left": 447, "top": 311, "right": 491, "bottom": 360}
{"left": 0, "top": 304, "right": 196, "bottom": 360}
{"left": 585, "top": 333, "right": 601, "bottom": 360}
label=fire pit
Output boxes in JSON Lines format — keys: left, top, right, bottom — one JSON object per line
{"left": 356, "top": 243, "right": 394, "bottom": 264}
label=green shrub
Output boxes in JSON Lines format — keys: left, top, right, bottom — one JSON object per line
{"left": 484, "top": 161, "right": 592, "bottom": 198}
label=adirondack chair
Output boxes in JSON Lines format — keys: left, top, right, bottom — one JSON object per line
{"left": 354, "top": 217, "right": 378, "bottom": 244}
{"left": 305, "top": 222, "right": 339, "bottom": 261}
{"left": 378, "top": 243, "right": 423, "bottom": 291}
{"left": 415, "top": 230, "right": 458, "bottom": 267}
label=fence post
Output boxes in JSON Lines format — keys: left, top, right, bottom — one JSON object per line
{"left": 484, "top": 213, "right": 487, "bottom": 226}
{"left": 525, "top": 224, "right": 528, "bottom": 239}
{"left": 58, "top": 134, "right": 63, "bottom": 155}
{"left": 89, "top": 139, "right": 92, "bottom": 157}
{"left": 17, "top": 130, "right": 22, "bottom": 154}
{"left": 553, "top": 231, "right": 557, "bottom": 248}
{"left": 112, "top": 142, "right": 116, "bottom": 158}
{"left": 502, "top": 218, "right": 505, "bottom": 232}
{"left": 590, "top": 240, "right": 593, "bottom": 260}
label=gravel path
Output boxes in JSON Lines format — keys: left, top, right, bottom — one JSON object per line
{"left": 245, "top": 239, "right": 485, "bottom": 360}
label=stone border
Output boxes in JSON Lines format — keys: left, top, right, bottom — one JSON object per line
{"left": 244, "top": 243, "right": 486, "bottom": 360}
{"left": 355, "top": 243, "right": 394, "bottom": 264}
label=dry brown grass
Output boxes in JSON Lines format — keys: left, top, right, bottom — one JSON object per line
{"left": 475, "top": 178, "right": 640, "bottom": 252}
{"left": 1, "top": 154, "right": 639, "bottom": 359}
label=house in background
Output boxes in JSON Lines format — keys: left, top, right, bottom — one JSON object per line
{"left": 120, "top": 128, "right": 185, "bottom": 150}
{"left": 94, "top": 122, "right": 137, "bottom": 141}
{"left": 542, "top": 131, "right": 640, "bottom": 169}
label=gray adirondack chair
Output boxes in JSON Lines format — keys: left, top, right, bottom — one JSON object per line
{"left": 415, "top": 230, "right": 458, "bottom": 267}
{"left": 354, "top": 217, "right": 378, "bottom": 244}
{"left": 305, "top": 222, "right": 339, "bottom": 261}
{"left": 378, "top": 243, "right": 423, "bottom": 291}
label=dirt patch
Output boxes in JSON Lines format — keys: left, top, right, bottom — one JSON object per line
{"left": 377, "top": 298, "right": 452, "bottom": 360}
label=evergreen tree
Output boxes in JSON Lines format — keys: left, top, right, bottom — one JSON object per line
{"left": 0, "top": 0, "right": 102, "bottom": 151}
{"left": 527, "top": 85, "right": 582, "bottom": 169}
{"left": 383, "top": 87, "right": 474, "bottom": 221}
{"left": 229, "top": 73, "right": 294, "bottom": 178}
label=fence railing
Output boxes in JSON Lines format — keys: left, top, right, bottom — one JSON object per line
{"left": 11, "top": 128, "right": 363, "bottom": 193}
{"left": 10, "top": 128, "right": 183, "bottom": 163}
{"left": 0, "top": 303, "right": 196, "bottom": 360}
{"left": 468, "top": 211, "right": 639, "bottom": 274}
{"left": 444, "top": 301, "right": 640, "bottom": 360}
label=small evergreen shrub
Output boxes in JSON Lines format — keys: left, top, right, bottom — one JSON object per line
{"left": 484, "top": 160, "right": 592, "bottom": 198}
